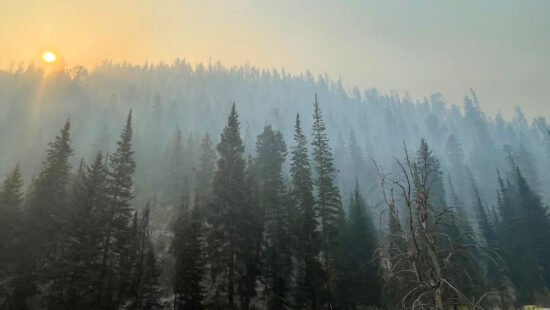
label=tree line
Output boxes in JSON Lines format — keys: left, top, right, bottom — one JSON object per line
{"left": 1, "top": 94, "right": 550, "bottom": 309}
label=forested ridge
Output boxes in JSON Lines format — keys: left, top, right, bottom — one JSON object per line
{"left": 1, "top": 61, "right": 550, "bottom": 309}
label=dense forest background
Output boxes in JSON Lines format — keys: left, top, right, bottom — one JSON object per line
{"left": 1, "top": 60, "right": 550, "bottom": 309}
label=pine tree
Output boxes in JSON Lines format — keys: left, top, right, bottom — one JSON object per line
{"left": 61, "top": 152, "right": 110, "bottom": 308}
{"left": 512, "top": 168, "right": 550, "bottom": 294}
{"left": 310, "top": 94, "right": 343, "bottom": 307}
{"left": 21, "top": 120, "right": 74, "bottom": 307}
{"left": 97, "top": 111, "right": 137, "bottom": 309}
{"left": 0, "top": 164, "right": 24, "bottom": 289}
{"left": 28, "top": 120, "right": 74, "bottom": 260}
{"left": 168, "top": 128, "right": 185, "bottom": 203}
{"left": 195, "top": 133, "right": 216, "bottom": 214}
{"left": 238, "top": 156, "right": 263, "bottom": 309}
{"left": 290, "top": 114, "right": 321, "bottom": 310}
{"left": 345, "top": 181, "right": 380, "bottom": 307}
{"left": 254, "top": 125, "right": 292, "bottom": 309}
{"left": 467, "top": 170, "right": 497, "bottom": 248}
{"left": 495, "top": 167, "right": 548, "bottom": 304}
{"left": 209, "top": 104, "right": 255, "bottom": 308}
{"left": 128, "top": 206, "right": 161, "bottom": 310}
{"left": 173, "top": 196, "right": 205, "bottom": 310}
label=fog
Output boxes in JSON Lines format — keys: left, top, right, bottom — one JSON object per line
{"left": 1, "top": 60, "right": 550, "bottom": 308}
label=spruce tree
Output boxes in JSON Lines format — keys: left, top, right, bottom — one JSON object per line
{"left": 27, "top": 120, "right": 74, "bottom": 262}
{"left": 97, "top": 110, "right": 136, "bottom": 309}
{"left": 467, "top": 170, "right": 497, "bottom": 248}
{"left": 496, "top": 169, "right": 542, "bottom": 304}
{"left": 254, "top": 125, "right": 292, "bottom": 309}
{"left": 512, "top": 168, "right": 550, "bottom": 294}
{"left": 173, "top": 196, "right": 205, "bottom": 310}
{"left": 168, "top": 128, "right": 185, "bottom": 203}
{"left": 61, "top": 152, "right": 110, "bottom": 308}
{"left": 238, "top": 156, "right": 263, "bottom": 309}
{"left": 310, "top": 94, "right": 343, "bottom": 307}
{"left": 345, "top": 181, "right": 380, "bottom": 307}
{"left": 0, "top": 164, "right": 24, "bottom": 288}
{"left": 209, "top": 104, "right": 254, "bottom": 308}
{"left": 195, "top": 133, "right": 216, "bottom": 214}
{"left": 290, "top": 114, "right": 321, "bottom": 310}
{"left": 22, "top": 120, "right": 74, "bottom": 307}
{"left": 128, "top": 206, "right": 161, "bottom": 310}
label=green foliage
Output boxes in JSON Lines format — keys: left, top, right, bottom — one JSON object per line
{"left": 255, "top": 125, "right": 292, "bottom": 309}
{"left": 311, "top": 94, "right": 344, "bottom": 307}
{"left": 291, "top": 114, "right": 322, "bottom": 310}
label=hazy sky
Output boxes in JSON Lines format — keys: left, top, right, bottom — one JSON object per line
{"left": 2, "top": 0, "right": 549, "bottom": 119}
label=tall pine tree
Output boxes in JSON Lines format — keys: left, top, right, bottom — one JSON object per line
{"left": 310, "top": 94, "right": 344, "bottom": 307}
{"left": 97, "top": 110, "right": 136, "bottom": 309}
{"left": 0, "top": 164, "right": 24, "bottom": 297}
{"left": 255, "top": 125, "right": 292, "bottom": 309}
{"left": 173, "top": 196, "right": 205, "bottom": 310}
{"left": 209, "top": 104, "right": 257, "bottom": 308}
{"left": 290, "top": 114, "right": 321, "bottom": 310}
{"left": 345, "top": 181, "right": 380, "bottom": 308}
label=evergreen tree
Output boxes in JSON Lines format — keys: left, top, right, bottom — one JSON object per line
{"left": 21, "top": 120, "right": 74, "bottom": 307}
{"left": 290, "top": 114, "right": 321, "bottom": 310}
{"left": 195, "top": 133, "right": 216, "bottom": 213}
{"left": 97, "top": 111, "right": 136, "bottom": 309}
{"left": 496, "top": 167, "right": 548, "bottom": 304}
{"left": 60, "top": 153, "right": 110, "bottom": 309}
{"left": 28, "top": 120, "right": 74, "bottom": 259}
{"left": 209, "top": 104, "right": 256, "bottom": 308}
{"left": 173, "top": 197, "right": 205, "bottom": 310}
{"left": 0, "top": 164, "right": 24, "bottom": 297}
{"left": 167, "top": 129, "right": 185, "bottom": 203}
{"left": 467, "top": 170, "right": 497, "bottom": 248}
{"left": 345, "top": 181, "right": 380, "bottom": 307}
{"left": 128, "top": 206, "right": 161, "bottom": 310}
{"left": 254, "top": 125, "right": 292, "bottom": 309}
{"left": 0, "top": 164, "right": 24, "bottom": 258}
{"left": 310, "top": 94, "right": 344, "bottom": 307}
{"left": 237, "top": 156, "right": 263, "bottom": 309}
{"left": 512, "top": 168, "right": 550, "bottom": 293}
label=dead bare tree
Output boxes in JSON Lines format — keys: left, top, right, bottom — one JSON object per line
{"left": 374, "top": 142, "right": 488, "bottom": 310}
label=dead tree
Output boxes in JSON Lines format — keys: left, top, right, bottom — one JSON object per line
{"left": 374, "top": 144, "right": 488, "bottom": 310}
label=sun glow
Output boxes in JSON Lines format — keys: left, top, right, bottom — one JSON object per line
{"left": 42, "top": 51, "right": 57, "bottom": 63}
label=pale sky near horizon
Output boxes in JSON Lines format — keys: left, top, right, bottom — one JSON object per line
{"left": 1, "top": 0, "right": 549, "bottom": 119}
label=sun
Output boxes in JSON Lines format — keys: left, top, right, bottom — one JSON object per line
{"left": 42, "top": 51, "right": 57, "bottom": 63}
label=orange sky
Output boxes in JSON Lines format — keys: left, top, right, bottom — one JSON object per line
{"left": 2, "top": 0, "right": 550, "bottom": 119}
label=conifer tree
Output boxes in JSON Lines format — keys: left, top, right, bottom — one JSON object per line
{"left": 0, "top": 164, "right": 24, "bottom": 288}
{"left": 496, "top": 169, "right": 543, "bottom": 304}
{"left": 209, "top": 104, "right": 254, "bottom": 308}
{"left": 20, "top": 120, "right": 74, "bottom": 307}
{"left": 60, "top": 152, "right": 110, "bottom": 308}
{"left": 345, "top": 181, "right": 380, "bottom": 307}
{"left": 97, "top": 110, "right": 136, "bottom": 309}
{"left": 173, "top": 197, "right": 205, "bottom": 310}
{"left": 510, "top": 168, "right": 550, "bottom": 295}
{"left": 238, "top": 156, "right": 263, "bottom": 309}
{"left": 467, "top": 170, "right": 497, "bottom": 248}
{"left": 195, "top": 133, "right": 216, "bottom": 213}
{"left": 128, "top": 206, "right": 161, "bottom": 310}
{"left": 290, "top": 114, "right": 321, "bottom": 310}
{"left": 310, "top": 94, "right": 344, "bottom": 306}
{"left": 168, "top": 129, "right": 185, "bottom": 203}
{"left": 27, "top": 120, "right": 74, "bottom": 264}
{"left": 255, "top": 125, "right": 292, "bottom": 309}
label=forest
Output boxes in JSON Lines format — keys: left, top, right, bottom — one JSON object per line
{"left": 1, "top": 61, "right": 550, "bottom": 310}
